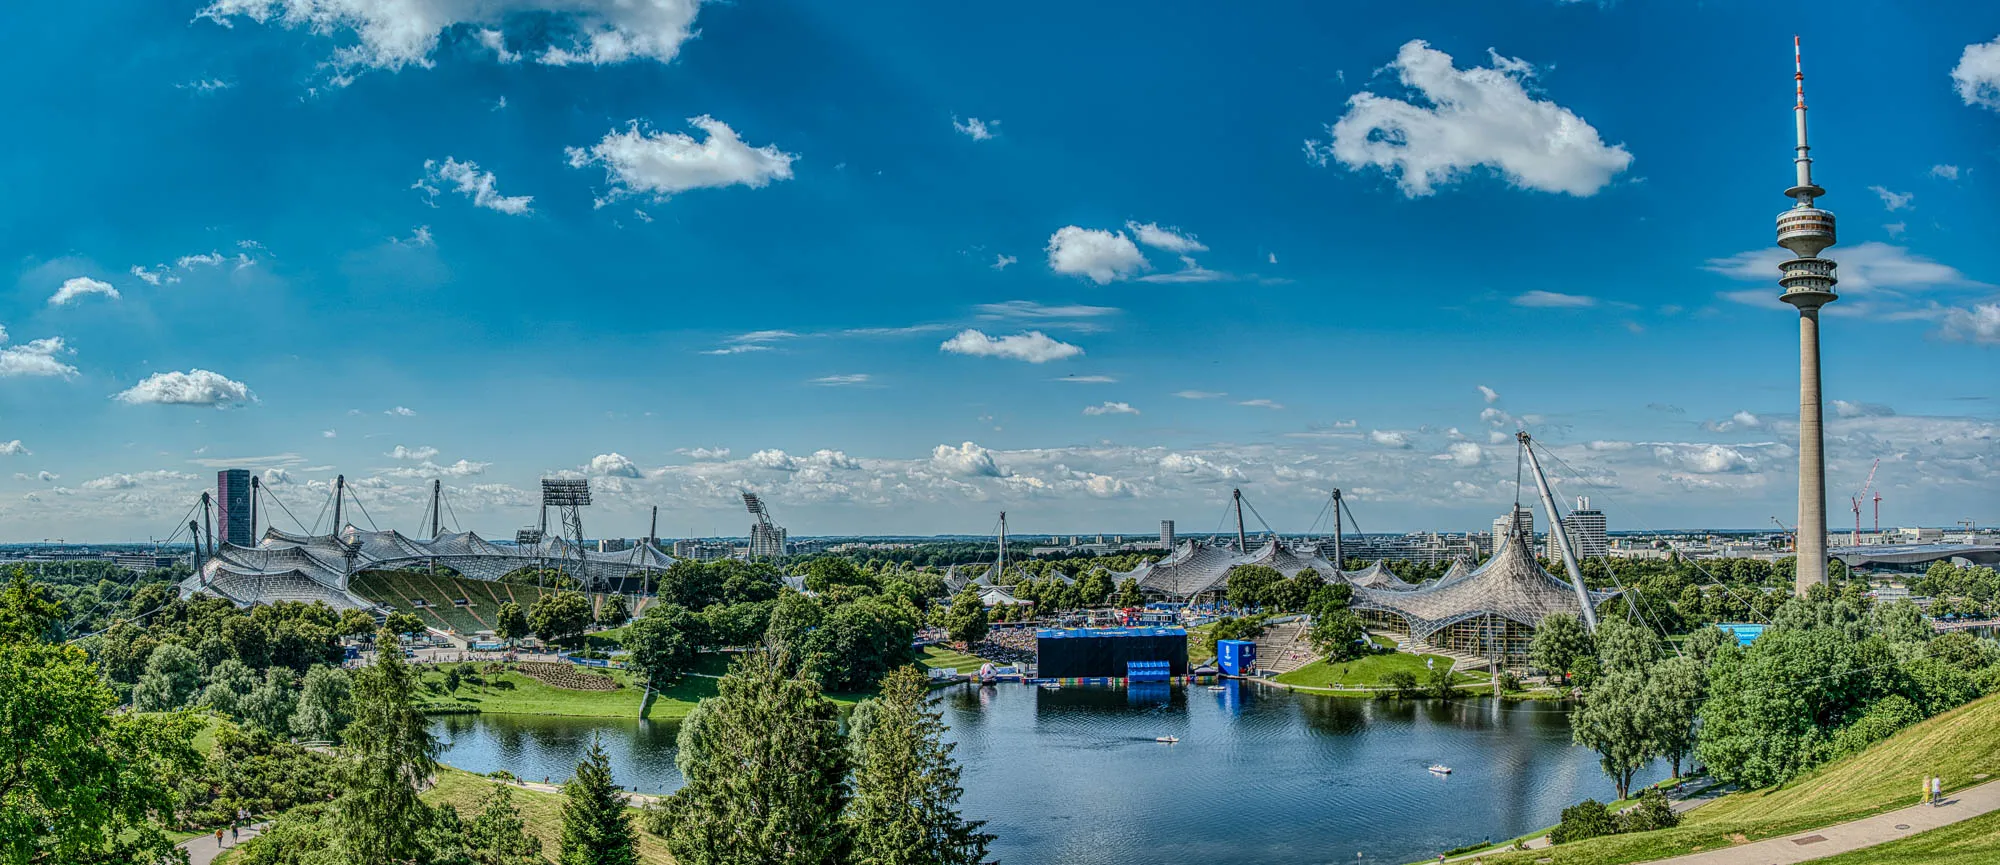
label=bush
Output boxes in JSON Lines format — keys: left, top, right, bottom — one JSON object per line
{"left": 1382, "top": 670, "right": 1421, "bottom": 700}
{"left": 1498, "top": 671, "right": 1522, "bottom": 693}
{"left": 1618, "top": 789, "right": 1681, "bottom": 833}
{"left": 1549, "top": 799, "right": 1616, "bottom": 845}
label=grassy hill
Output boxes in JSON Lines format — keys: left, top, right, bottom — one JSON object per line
{"left": 423, "top": 767, "right": 675, "bottom": 864}
{"left": 1474, "top": 690, "right": 2000, "bottom": 865}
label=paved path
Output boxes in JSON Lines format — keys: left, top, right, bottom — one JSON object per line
{"left": 176, "top": 823, "right": 267, "bottom": 865}
{"left": 1645, "top": 778, "right": 2000, "bottom": 865}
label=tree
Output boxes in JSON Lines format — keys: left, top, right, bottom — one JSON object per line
{"left": 1308, "top": 609, "right": 1368, "bottom": 662}
{"left": 652, "top": 648, "right": 850, "bottom": 865}
{"left": 1548, "top": 799, "right": 1616, "bottom": 845}
{"left": 801, "top": 558, "right": 877, "bottom": 595}
{"left": 386, "top": 610, "right": 427, "bottom": 638}
{"left": 468, "top": 782, "right": 543, "bottom": 865}
{"left": 1871, "top": 600, "right": 1932, "bottom": 649}
{"left": 199, "top": 657, "right": 261, "bottom": 717}
{"left": 0, "top": 572, "right": 67, "bottom": 643}
{"left": 335, "top": 628, "right": 440, "bottom": 864}
{"left": 1592, "top": 618, "right": 1661, "bottom": 677}
{"left": 941, "top": 586, "right": 989, "bottom": 646}
{"left": 337, "top": 608, "right": 379, "bottom": 639}
{"left": 847, "top": 666, "right": 993, "bottom": 865}
{"left": 1529, "top": 612, "right": 1592, "bottom": 686}
{"left": 291, "top": 664, "right": 354, "bottom": 743}
{"left": 1075, "top": 569, "right": 1113, "bottom": 608}
{"left": 626, "top": 603, "right": 701, "bottom": 687}
{"left": 241, "top": 667, "right": 301, "bottom": 735}
{"left": 1225, "top": 565, "right": 1282, "bottom": 609}
{"left": 1382, "top": 670, "right": 1421, "bottom": 700}
{"left": 597, "top": 594, "right": 630, "bottom": 627}
{"left": 1619, "top": 789, "right": 1681, "bottom": 833}
{"left": 560, "top": 735, "right": 638, "bottom": 865}
{"left": 133, "top": 642, "right": 203, "bottom": 710}
{"left": 812, "top": 597, "right": 921, "bottom": 691}
{"left": 1265, "top": 572, "right": 1318, "bottom": 613}
{"left": 1425, "top": 659, "right": 1460, "bottom": 700}
{"left": 494, "top": 601, "right": 529, "bottom": 644}
{"left": 529, "top": 592, "right": 593, "bottom": 647}
{"left": 1572, "top": 669, "right": 1656, "bottom": 798}
{"left": 1643, "top": 656, "right": 1706, "bottom": 778}
{"left": 1114, "top": 578, "right": 1143, "bottom": 609}
{"left": 444, "top": 663, "right": 463, "bottom": 695}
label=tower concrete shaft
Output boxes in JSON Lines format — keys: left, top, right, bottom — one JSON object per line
{"left": 1777, "top": 37, "right": 1836, "bottom": 596}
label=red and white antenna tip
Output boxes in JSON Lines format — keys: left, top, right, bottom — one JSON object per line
{"left": 1794, "top": 36, "right": 1806, "bottom": 106}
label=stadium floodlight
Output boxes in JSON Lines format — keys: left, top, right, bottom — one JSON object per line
{"left": 541, "top": 478, "right": 592, "bottom": 506}
{"left": 515, "top": 528, "right": 544, "bottom": 545}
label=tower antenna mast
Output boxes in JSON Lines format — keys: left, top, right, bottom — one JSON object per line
{"left": 1776, "top": 36, "right": 1839, "bottom": 596}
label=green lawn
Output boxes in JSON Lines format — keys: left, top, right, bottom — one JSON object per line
{"left": 1808, "top": 808, "right": 2000, "bottom": 865}
{"left": 423, "top": 766, "right": 675, "bottom": 864}
{"left": 417, "top": 666, "right": 653, "bottom": 719}
{"left": 1473, "top": 691, "right": 2000, "bottom": 865}
{"left": 915, "top": 645, "right": 984, "bottom": 674}
{"left": 1274, "top": 651, "right": 1482, "bottom": 690}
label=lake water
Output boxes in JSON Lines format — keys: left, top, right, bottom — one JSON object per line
{"left": 433, "top": 680, "right": 1663, "bottom": 864}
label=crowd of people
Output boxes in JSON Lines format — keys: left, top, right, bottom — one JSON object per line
{"left": 967, "top": 626, "right": 1038, "bottom": 666}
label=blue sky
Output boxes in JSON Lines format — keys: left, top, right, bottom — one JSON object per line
{"left": 2, "top": 1, "right": 1996, "bottom": 541}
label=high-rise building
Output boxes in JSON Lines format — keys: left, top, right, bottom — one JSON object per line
{"left": 1776, "top": 38, "right": 1839, "bottom": 598}
{"left": 1160, "top": 520, "right": 1176, "bottom": 550}
{"left": 749, "top": 523, "right": 788, "bottom": 558}
{"left": 1493, "top": 505, "right": 1533, "bottom": 553}
{"left": 217, "top": 469, "right": 252, "bottom": 546}
{"left": 1562, "top": 496, "right": 1609, "bottom": 560}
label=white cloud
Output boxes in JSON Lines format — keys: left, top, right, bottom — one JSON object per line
{"left": 393, "top": 225, "right": 435, "bottom": 247}
{"left": 1932, "top": 164, "right": 1961, "bottom": 181}
{"left": 1137, "top": 256, "right": 1228, "bottom": 284}
{"left": 1083, "top": 401, "right": 1140, "bottom": 416}
{"left": 83, "top": 474, "right": 139, "bottom": 491}
{"left": 387, "top": 406, "right": 417, "bottom": 417}
{"left": 1869, "top": 185, "right": 1914, "bottom": 212}
{"left": 178, "top": 252, "right": 226, "bottom": 268}
{"left": 953, "top": 116, "right": 996, "bottom": 140}
{"left": 1512, "top": 290, "right": 1597, "bottom": 308}
{"left": 1435, "top": 441, "right": 1484, "bottom": 466}
{"left": 197, "top": 0, "right": 702, "bottom": 80}
{"left": 677, "top": 447, "right": 730, "bottom": 461}
{"left": 1237, "top": 399, "right": 1285, "bottom": 410}
{"left": 322, "top": 429, "right": 338, "bottom": 438}
{"left": 990, "top": 254, "right": 1016, "bottom": 270}
{"left": 702, "top": 329, "right": 797, "bottom": 355}
{"left": 0, "top": 336, "right": 79, "bottom": 379}
{"left": 417, "top": 157, "right": 532, "bottom": 214}
{"left": 388, "top": 445, "right": 439, "bottom": 461}
{"left": 130, "top": 265, "right": 176, "bottom": 286}
{"left": 1704, "top": 410, "right": 1764, "bottom": 432}
{"left": 177, "top": 78, "right": 233, "bottom": 92}
{"left": 1305, "top": 40, "right": 1631, "bottom": 197}
{"left": 974, "top": 300, "right": 1119, "bottom": 321}
{"left": 262, "top": 468, "right": 292, "bottom": 485}
{"left": 1707, "top": 242, "right": 1984, "bottom": 311}
{"left": 1055, "top": 375, "right": 1118, "bottom": 384}
{"left": 1952, "top": 36, "right": 2000, "bottom": 110}
{"left": 1939, "top": 303, "right": 2000, "bottom": 345}
{"left": 588, "top": 452, "right": 642, "bottom": 477}
{"left": 932, "top": 441, "right": 1005, "bottom": 477}
{"left": 1478, "top": 385, "right": 1500, "bottom": 404}
{"left": 1652, "top": 443, "right": 1756, "bottom": 474}
{"left": 939, "top": 329, "right": 1082, "bottom": 363}
{"left": 1125, "top": 221, "right": 1208, "bottom": 254}
{"left": 810, "top": 374, "right": 871, "bottom": 386}
{"left": 46, "top": 277, "right": 119, "bottom": 308}
{"left": 81, "top": 470, "right": 196, "bottom": 492}
{"left": 1831, "top": 400, "right": 1895, "bottom": 419}
{"left": 1369, "top": 430, "right": 1412, "bottom": 448}
{"left": 1174, "top": 390, "right": 1226, "bottom": 400}
{"left": 1046, "top": 226, "right": 1148, "bottom": 284}
{"left": 0, "top": 441, "right": 26, "bottom": 456}
{"left": 1885, "top": 222, "right": 1907, "bottom": 239}
{"left": 566, "top": 117, "right": 796, "bottom": 203}
{"left": 114, "top": 370, "right": 254, "bottom": 406}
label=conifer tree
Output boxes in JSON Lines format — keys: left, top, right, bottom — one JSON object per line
{"left": 656, "top": 648, "right": 850, "bottom": 865}
{"left": 848, "top": 665, "right": 993, "bottom": 865}
{"left": 560, "top": 735, "right": 638, "bottom": 865}
{"left": 335, "top": 628, "right": 439, "bottom": 865}
{"left": 469, "top": 782, "right": 543, "bottom": 865}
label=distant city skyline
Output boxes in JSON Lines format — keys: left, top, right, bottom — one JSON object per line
{"left": 2, "top": 2, "right": 1996, "bottom": 540}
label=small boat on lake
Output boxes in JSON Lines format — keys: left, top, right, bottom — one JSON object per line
{"left": 1428, "top": 764, "right": 1452, "bottom": 775}
{"left": 1207, "top": 685, "right": 1227, "bottom": 692}
{"left": 1156, "top": 736, "right": 1180, "bottom": 744}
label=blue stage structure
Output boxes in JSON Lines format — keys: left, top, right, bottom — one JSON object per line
{"left": 1217, "top": 639, "right": 1257, "bottom": 677}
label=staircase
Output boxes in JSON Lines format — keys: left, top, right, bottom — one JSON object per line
{"left": 1251, "top": 619, "right": 1314, "bottom": 676}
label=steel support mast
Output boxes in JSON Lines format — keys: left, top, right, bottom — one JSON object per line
{"left": 1518, "top": 432, "right": 1598, "bottom": 632}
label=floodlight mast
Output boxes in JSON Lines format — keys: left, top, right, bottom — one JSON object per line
{"left": 540, "top": 478, "right": 592, "bottom": 589}
{"left": 1518, "top": 432, "right": 1598, "bottom": 632}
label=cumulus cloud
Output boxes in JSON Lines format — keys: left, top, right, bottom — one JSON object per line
{"left": 1932, "top": 164, "right": 1961, "bottom": 181}
{"left": 0, "top": 334, "right": 79, "bottom": 379}
{"left": 114, "top": 370, "right": 254, "bottom": 406}
{"left": 1435, "top": 441, "right": 1484, "bottom": 466}
{"left": 386, "top": 406, "right": 417, "bottom": 417}
{"left": 1083, "top": 401, "right": 1139, "bottom": 416}
{"left": 1939, "top": 303, "right": 2000, "bottom": 345}
{"left": 1869, "top": 185, "right": 1914, "bottom": 212}
{"left": 588, "top": 452, "right": 642, "bottom": 477}
{"left": 1703, "top": 410, "right": 1764, "bottom": 433}
{"left": 1652, "top": 443, "right": 1756, "bottom": 474}
{"left": 0, "top": 441, "right": 26, "bottom": 456}
{"left": 262, "top": 468, "right": 292, "bottom": 485}
{"left": 931, "top": 441, "right": 1004, "bottom": 478}
{"left": 990, "top": 254, "right": 1016, "bottom": 270}
{"left": 197, "top": 0, "right": 702, "bottom": 81}
{"left": 1125, "top": 221, "right": 1208, "bottom": 254}
{"left": 1305, "top": 40, "right": 1632, "bottom": 197}
{"left": 566, "top": 117, "right": 796, "bottom": 203}
{"left": 1953, "top": 36, "right": 2000, "bottom": 110}
{"left": 1369, "top": 430, "right": 1412, "bottom": 448}
{"left": 677, "top": 447, "right": 730, "bottom": 460}
{"left": 1478, "top": 385, "right": 1500, "bottom": 404}
{"left": 417, "top": 157, "right": 532, "bottom": 214}
{"left": 953, "top": 116, "right": 996, "bottom": 140}
{"left": 49, "top": 277, "right": 120, "bottom": 306}
{"left": 1046, "top": 226, "right": 1148, "bottom": 284}
{"left": 388, "top": 445, "right": 439, "bottom": 461}
{"left": 1513, "top": 290, "right": 1597, "bottom": 308}
{"left": 939, "top": 329, "right": 1082, "bottom": 363}
{"left": 130, "top": 265, "right": 175, "bottom": 286}
{"left": 1707, "top": 242, "right": 1985, "bottom": 313}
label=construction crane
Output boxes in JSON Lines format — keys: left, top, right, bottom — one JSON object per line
{"left": 1850, "top": 459, "right": 1879, "bottom": 545}
{"left": 1772, "top": 516, "right": 1794, "bottom": 551}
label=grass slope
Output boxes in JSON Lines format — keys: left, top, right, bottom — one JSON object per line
{"left": 1475, "top": 691, "right": 2000, "bottom": 865}
{"left": 424, "top": 766, "right": 675, "bottom": 864}
{"left": 1274, "top": 651, "right": 1482, "bottom": 690}
{"left": 1808, "top": 808, "right": 2000, "bottom": 865}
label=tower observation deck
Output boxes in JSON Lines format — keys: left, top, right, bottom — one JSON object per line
{"left": 1778, "top": 37, "right": 1836, "bottom": 596}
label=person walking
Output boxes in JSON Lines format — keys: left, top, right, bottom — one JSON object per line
{"left": 214, "top": 827, "right": 225, "bottom": 848}
{"left": 1932, "top": 776, "right": 1943, "bottom": 806}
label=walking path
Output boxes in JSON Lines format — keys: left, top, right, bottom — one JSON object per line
{"left": 1642, "top": 777, "right": 2000, "bottom": 865}
{"left": 176, "top": 823, "right": 267, "bottom": 865}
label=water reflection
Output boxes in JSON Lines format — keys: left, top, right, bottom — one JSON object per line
{"left": 436, "top": 683, "right": 1658, "bottom": 864}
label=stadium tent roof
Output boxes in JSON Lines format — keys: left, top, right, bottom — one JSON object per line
{"left": 1122, "top": 538, "right": 1382, "bottom": 599}
{"left": 1345, "top": 560, "right": 1420, "bottom": 591}
{"left": 1350, "top": 530, "right": 1617, "bottom": 642}
{"left": 180, "top": 525, "right": 679, "bottom": 612}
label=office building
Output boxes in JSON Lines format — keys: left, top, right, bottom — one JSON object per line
{"left": 217, "top": 469, "right": 253, "bottom": 546}
{"left": 1160, "top": 520, "right": 1176, "bottom": 550}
